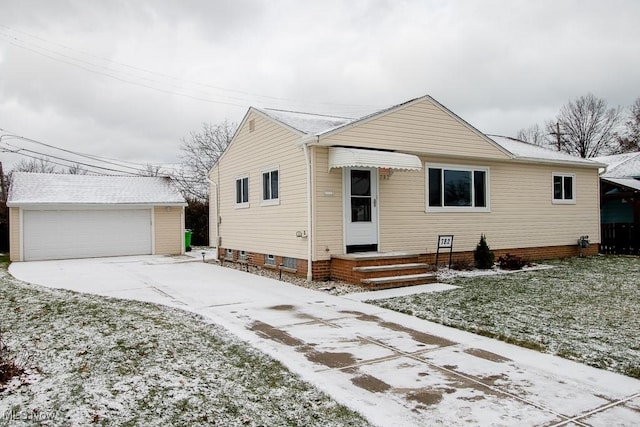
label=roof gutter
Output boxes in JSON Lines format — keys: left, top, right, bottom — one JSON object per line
{"left": 510, "top": 157, "right": 606, "bottom": 169}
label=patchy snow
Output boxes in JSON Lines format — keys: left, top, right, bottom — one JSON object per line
{"left": 435, "top": 263, "right": 555, "bottom": 281}
{"left": 8, "top": 255, "right": 640, "bottom": 426}
{"left": 7, "top": 172, "right": 186, "bottom": 206}
{"left": 373, "top": 256, "right": 640, "bottom": 380}
{"left": 488, "top": 135, "right": 602, "bottom": 166}
{"left": 0, "top": 264, "right": 367, "bottom": 426}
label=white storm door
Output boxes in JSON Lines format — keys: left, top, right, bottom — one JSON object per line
{"left": 344, "top": 168, "right": 378, "bottom": 250}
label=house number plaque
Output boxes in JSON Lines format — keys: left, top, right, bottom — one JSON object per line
{"left": 435, "top": 235, "right": 454, "bottom": 268}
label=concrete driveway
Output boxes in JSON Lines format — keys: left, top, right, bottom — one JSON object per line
{"left": 10, "top": 255, "right": 640, "bottom": 426}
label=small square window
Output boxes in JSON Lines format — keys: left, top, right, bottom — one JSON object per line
{"left": 239, "top": 250, "right": 247, "bottom": 261}
{"left": 225, "top": 249, "right": 233, "bottom": 260}
{"left": 264, "top": 254, "right": 276, "bottom": 266}
{"left": 552, "top": 173, "right": 576, "bottom": 204}
{"left": 282, "top": 257, "right": 297, "bottom": 270}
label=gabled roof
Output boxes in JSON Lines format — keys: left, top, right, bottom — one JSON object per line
{"left": 488, "top": 135, "right": 604, "bottom": 167}
{"left": 216, "top": 95, "right": 603, "bottom": 172}
{"left": 7, "top": 172, "right": 186, "bottom": 206}
{"left": 594, "top": 152, "right": 640, "bottom": 178}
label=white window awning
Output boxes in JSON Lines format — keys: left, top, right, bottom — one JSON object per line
{"left": 328, "top": 147, "right": 422, "bottom": 171}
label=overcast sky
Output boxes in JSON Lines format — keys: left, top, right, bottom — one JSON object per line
{"left": 1, "top": 0, "right": 639, "bottom": 173}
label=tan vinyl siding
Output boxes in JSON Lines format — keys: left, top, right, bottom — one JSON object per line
{"left": 314, "top": 148, "right": 600, "bottom": 258}
{"left": 320, "top": 98, "right": 510, "bottom": 160}
{"left": 313, "top": 146, "right": 344, "bottom": 260}
{"left": 212, "top": 111, "right": 308, "bottom": 258}
{"left": 376, "top": 156, "right": 600, "bottom": 254}
{"left": 154, "top": 206, "right": 183, "bottom": 255}
{"left": 9, "top": 207, "right": 20, "bottom": 261}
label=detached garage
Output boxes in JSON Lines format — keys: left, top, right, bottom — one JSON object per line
{"left": 7, "top": 172, "right": 187, "bottom": 261}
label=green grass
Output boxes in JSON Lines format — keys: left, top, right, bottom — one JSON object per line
{"left": 372, "top": 255, "right": 640, "bottom": 379}
{"left": 0, "top": 255, "right": 370, "bottom": 426}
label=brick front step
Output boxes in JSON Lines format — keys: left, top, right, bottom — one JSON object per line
{"left": 361, "top": 273, "right": 438, "bottom": 289}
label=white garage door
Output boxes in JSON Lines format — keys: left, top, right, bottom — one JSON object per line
{"left": 23, "top": 209, "right": 152, "bottom": 261}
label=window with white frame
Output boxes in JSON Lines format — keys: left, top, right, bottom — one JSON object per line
{"left": 239, "top": 250, "right": 247, "bottom": 261}
{"left": 264, "top": 254, "right": 276, "bottom": 266}
{"left": 552, "top": 173, "right": 575, "bottom": 204}
{"left": 262, "top": 168, "right": 279, "bottom": 205}
{"left": 225, "top": 249, "right": 233, "bottom": 260}
{"left": 235, "top": 175, "right": 249, "bottom": 206}
{"left": 426, "top": 164, "right": 489, "bottom": 211}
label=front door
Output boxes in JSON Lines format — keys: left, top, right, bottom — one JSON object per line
{"left": 344, "top": 168, "right": 378, "bottom": 253}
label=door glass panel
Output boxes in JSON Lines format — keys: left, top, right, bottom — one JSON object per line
{"left": 351, "top": 170, "right": 371, "bottom": 196}
{"left": 351, "top": 197, "right": 371, "bottom": 222}
{"left": 351, "top": 170, "right": 372, "bottom": 222}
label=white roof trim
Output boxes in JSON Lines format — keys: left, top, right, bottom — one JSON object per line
{"left": 602, "top": 177, "right": 640, "bottom": 192}
{"left": 328, "top": 147, "right": 422, "bottom": 171}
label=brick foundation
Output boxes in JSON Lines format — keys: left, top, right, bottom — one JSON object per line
{"left": 218, "top": 244, "right": 600, "bottom": 285}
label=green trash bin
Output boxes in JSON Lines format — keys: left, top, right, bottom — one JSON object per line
{"left": 185, "top": 229, "right": 193, "bottom": 252}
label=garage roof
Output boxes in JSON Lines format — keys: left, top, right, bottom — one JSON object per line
{"left": 7, "top": 173, "right": 187, "bottom": 206}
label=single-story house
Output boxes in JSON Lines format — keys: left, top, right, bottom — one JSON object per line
{"left": 7, "top": 172, "right": 187, "bottom": 261}
{"left": 593, "top": 151, "right": 640, "bottom": 254}
{"left": 209, "top": 95, "right": 603, "bottom": 286}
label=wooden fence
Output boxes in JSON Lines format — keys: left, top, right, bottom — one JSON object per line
{"left": 600, "top": 223, "right": 640, "bottom": 255}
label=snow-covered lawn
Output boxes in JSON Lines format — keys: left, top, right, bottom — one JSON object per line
{"left": 371, "top": 255, "right": 640, "bottom": 379}
{"left": 0, "top": 257, "right": 369, "bottom": 426}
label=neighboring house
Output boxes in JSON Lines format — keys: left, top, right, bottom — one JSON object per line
{"left": 593, "top": 152, "right": 640, "bottom": 224}
{"left": 593, "top": 152, "right": 640, "bottom": 254}
{"left": 7, "top": 173, "right": 187, "bottom": 261}
{"left": 209, "top": 95, "right": 603, "bottom": 286}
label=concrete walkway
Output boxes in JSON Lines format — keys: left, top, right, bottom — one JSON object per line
{"left": 10, "top": 255, "right": 640, "bottom": 426}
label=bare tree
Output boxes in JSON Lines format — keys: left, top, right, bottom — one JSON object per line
{"left": 616, "top": 97, "right": 640, "bottom": 153}
{"left": 143, "top": 163, "right": 166, "bottom": 177}
{"left": 545, "top": 93, "right": 622, "bottom": 158}
{"left": 175, "top": 121, "right": 236, "bottom": 200}
{"left": 12, "top": 157, "right": 58, "bottom": 173}
{"left": 516, "top": 124, "right": 547, "bottom": 146}
{"left": 67, "top": 163, "right": 88, "bottom": 174}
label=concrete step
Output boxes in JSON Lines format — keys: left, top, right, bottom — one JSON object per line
{"left": 361, "top": 273, "right": 438, "bottom": 289}
{"left": 353, "top": 263, "right": 431, "bottom": 273}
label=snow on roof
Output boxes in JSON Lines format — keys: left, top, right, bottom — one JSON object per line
{"left": 257, "top": 108, "right": 355, "bottom": 135}
{"left": 602, "top": 177, "right": 640, "bottom": 192}
{"left": 593, "top": 152, "right": 640, "bottom": 178}
{"left": 487, "top": 135, "right": 602, "bottom": 166}
{"left": 7, "top": 172, "right": 187, "bottom": 206}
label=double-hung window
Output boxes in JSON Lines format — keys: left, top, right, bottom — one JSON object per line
{"left": 235, "top": 175, "right": 249, "bottom": 207}
{"left": 262, "top": 167, "right": 279, "bottom": 205}
{"left": 552, "top": 173, "right": 575, "bottom": 204}
{"left": 426, "top": 164, "right": 489, "bottom": 211}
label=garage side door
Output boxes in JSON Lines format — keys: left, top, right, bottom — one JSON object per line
{"left": 23, "top": 209, "right": 152, "bottom": 261}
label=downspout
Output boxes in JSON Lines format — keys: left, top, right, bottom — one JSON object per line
{"left": 206, "top": 175, "right": 220, "bottom": 261}
{"left": 301, "top": 136, "right": 317, "bottom": 281}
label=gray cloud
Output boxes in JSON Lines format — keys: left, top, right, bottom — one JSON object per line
{"left": 1, "top": 0, "right": 639, "bottom": 171}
